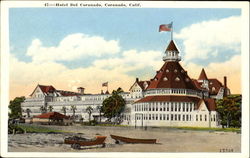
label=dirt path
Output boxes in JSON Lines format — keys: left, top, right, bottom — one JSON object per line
{"left": 8, "top": 125, "right": 241, "bottom": 152}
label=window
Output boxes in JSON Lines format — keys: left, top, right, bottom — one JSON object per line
{"left": 178, "top": 103, "right": 181, "bottom": 111}
{"left": 163, "top": 114, "right": 166, "bottom": 120}
{"left": 171, "top": 114, "right": 173, "bottom": 121}
{"left": 186, "top": 115, "right": 189, "bottom": 121}
{"left": 175, "top": 114, "right": 177, "bottom": 121}
{"left": 174, "top": 69, "right": 177, "bottom": 73}
{"left": 163, "top": 104, "right": 166, "bottom": 111}
{"left": 163, "top": 77, "right": 168, "bottom": 81}
{"left": 186, "top": 103, "right": 189, "bottom": 112}
{"left": 160, "top": 114, "right": 162, "bottom": 120}
{"left": 156, "top": 114, "right": 158, "bottom": 120}
{"left": 167, "top": 103, "right": 169, "bottom": 111}
{"left": 175, "top": 103, "right": 177, "bottom": 111}
{"left": 175, "top": 77, "right": 180, "bottom": 81}
{"left": 152, "top": 114, "right": 155, "bottom": 120}
{"left": 214, "top": 114, "right": 216, "bottom": 121}
{"left": 166, "top": 69, "right": 169, "bottom": 73}
{"left": 200, "top": 115, "right": 202, "bottom": 121}
{"left": 178, "top": 114, "right": 181, "bottom": 121}
{"left": 205, "top": 115, "right": 207, "bottom": 121}
{"left": 156, "top": 104, "right": 158, "bottom": 111}
{"left": 167, "top": 114, "right": 169, "bottom": 120}
{"left": 183, "top": 103, "right": 185, "bottom": 112}
{"left": 149, "top": 104, "right": 151, "bottom": 111}
{"left": 149, "top": 114, "right": 151, "bottom": 120}
{"left": 183, "top": 115, "right": 185, "bottom": 121}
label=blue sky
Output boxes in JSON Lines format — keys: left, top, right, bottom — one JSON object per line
{"left": 10, "top": 8, "right": 241, "bottom": 67}
{"left": 9, "top": 8, "right": 242, "bottom": 98}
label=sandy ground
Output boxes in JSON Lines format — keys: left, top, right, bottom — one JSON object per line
{"left": 8, "top": 125, "right": 241, "bottom": 152}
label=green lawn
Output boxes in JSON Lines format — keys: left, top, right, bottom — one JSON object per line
{"left": 172, "top": 126, "right": 241, "bottom": 133}
{"left": 16, "top": 124, "right": 68, "bottom": 133}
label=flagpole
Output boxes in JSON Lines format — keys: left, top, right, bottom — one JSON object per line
{"left": 171, "top": 22, "right": 173, "bottom": 41}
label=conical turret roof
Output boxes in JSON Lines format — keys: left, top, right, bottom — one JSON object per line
{"left": 166, "top": 40, "right": 179, "bottom": 52}
{"left": 147, "top": 61, "right": 198, "bottom": 90}
{"left": 198, "top": 68, "right": 208, "bottom": 80}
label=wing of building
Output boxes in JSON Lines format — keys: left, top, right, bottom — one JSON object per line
{"left": 21, "top": 40, "right": 230, "bottom": 128}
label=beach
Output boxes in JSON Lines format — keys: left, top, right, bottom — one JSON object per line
{"left": 8, "top": 125, "right": 241, "bottom": 152}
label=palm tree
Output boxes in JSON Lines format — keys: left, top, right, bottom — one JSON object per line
{"left": 40, "top": 106, "right": 46, "bottom": 114}
{"left": 70, "top": 105, "right": 77, "bottom": 117}
{"left": 26, "top": 108, "right": 31, "bottom": 118}
{"left": 96, "top": 105, "right": 102, "bottom": 123}
{"left": 61, "top": 106, "right": 67, "bottom": 115}
{"left": 86, "top": 106, "right": 93, "bottom": 122}
{"left": 48, "top": 105, "right": 53, "bottom": 112}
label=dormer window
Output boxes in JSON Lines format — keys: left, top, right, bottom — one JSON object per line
{"left": 166, "top": 69, "right": 169, "bottom": 73}
{"left": 212, "top": 87, "right": 216, "bottom": 92}
{"left": 175, "top": 77, "right": 180, "bottom": 81}
{"left": 154, "top": 78, "right": 158, "bottom": 81}
{"left": 174, "top": 69, "right": 177, "bottom": 73}
{"left": 181, "top": 70, "right": 184, "bottom": 73}
{"left": 185, "top": 78, "right": 190, "bottom": 82}
{"left": 163, "top": 77, "right": 168, "bottom": 81}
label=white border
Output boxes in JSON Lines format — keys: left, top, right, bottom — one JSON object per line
{"left": 1, "top": 1, "right": 249, "bottom": 158}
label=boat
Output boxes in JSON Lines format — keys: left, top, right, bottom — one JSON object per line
{"left": 64, "top": 135, "right": 107, "bottom": 149}
{"left": 110, "top": 134, "right": 157, "bottom": 144}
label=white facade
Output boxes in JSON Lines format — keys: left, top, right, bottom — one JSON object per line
{"left": 21, "top": 40, "right": 223, "bottom": 128}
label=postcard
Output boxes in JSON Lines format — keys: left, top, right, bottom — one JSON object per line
{"left": 1, "top": 1, "right": 249, "bottom": 158}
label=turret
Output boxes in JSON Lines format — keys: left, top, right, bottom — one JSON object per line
{"left": 162, "top": 40, "right": 181, "bottom": 62}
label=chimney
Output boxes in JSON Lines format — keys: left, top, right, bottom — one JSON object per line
{"left": 224, "top": 76, "right": 227, "bottom": 97}
{"left": 224, "top": 76, "right": 227, "bottom": 88}
{"left": 136, "top": 78, "right": 139, "bottom": 82}
{"left": 77, "top": 87, "right": 85, "bottom": 94}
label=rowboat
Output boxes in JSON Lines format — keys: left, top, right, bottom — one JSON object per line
{"left": 110, "top": 134, "right": 156, "bottom": 144}
{"left": 64, "top": 135, "right": 107, "bottom": 149}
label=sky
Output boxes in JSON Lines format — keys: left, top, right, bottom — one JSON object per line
{"left": 9, "top": 8, "right": 242, "bottom": 100}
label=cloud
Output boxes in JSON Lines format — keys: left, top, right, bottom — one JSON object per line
{"left": 175, "top": 16, "right": 241, "bottom": 61}
{"left": 93, "top": 49, "right": 163, "bottom": 72}
{"left": 26, "top": 33, "right": 120, "bottom": 63}
{"left": 182, "top": 54, "right": 241, "bottom": 94}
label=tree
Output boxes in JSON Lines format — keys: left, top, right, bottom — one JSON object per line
{"left": 40, "top": 106, "right": 47, "bottom": 114}
{"left": 101, "top": 87, "right": 125, "bottom": 123}
{"left": 9, "top": 96, "right": 25, "bottom": 119}
{"left": 96, "top": 105, "right": 102, "bottom": 123}
{"left": 48, "top": 105, "right": 53, "bottom": 112}
{"left": 216, "top": 95, "right": 241, "bottom": 128}
{"left": 70, "top": 105, "right": 77, "bottom": 117}
{"left": 26, "top": 108, "right": 31, "bottom": 118}
{"left": 86, "top": 106, "right": 93, "bottom": 122}
{"left": 61, "top": 106, "right": 67, "bottom": 115}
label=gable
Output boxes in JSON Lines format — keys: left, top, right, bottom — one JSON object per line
{"left": 197, "top": 100, "right": 209, "bottom": 112}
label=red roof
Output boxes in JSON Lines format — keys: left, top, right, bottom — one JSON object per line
{"left": 30, "top": 85, "right": 56, "bottom": 96}
{"left": 137, "top": 81, "right": 150, "bottom": 90}
{"left": 208, "top": 79, "right": 223, "bottom": 95}
{"left": 204, "top": 98, "right": 216, "bottom": 111}
{"left": 192, "top": 78, "right": 223, "bottom": 95}
{"left": 147, "top": 61, "right": 198, "bottom": 90}
{"left": 34, "top": 112, "right": 69, "bottom": 119}
{"left": 135, "top": 95, "right": 200, "bottom": 104}
{"left": 56, "top": 90, "right": 81, "bottom": 96}
{"left": 198, "top": 68, "right": 208, "bottom": 80}
{"left": 39, "top": 85, "right": 56, "bottom": 93}
{"left": 166, "top": 40, "right": 179, "bottom": 52}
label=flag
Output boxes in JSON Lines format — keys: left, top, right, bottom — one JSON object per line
{"left": 159, "top": 23, "right": 172, "bottom": 32}
{"left": 102, "top": 82, "right": 108, "bottom": 87}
